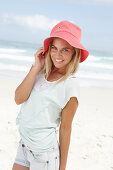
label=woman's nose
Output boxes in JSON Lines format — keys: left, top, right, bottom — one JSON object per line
{"left": 56, "top": 50, "right": 62, "bottom": 56}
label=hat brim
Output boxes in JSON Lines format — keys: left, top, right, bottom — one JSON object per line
{"left": 43, "top": 35, "right": 89, "bottom": 63}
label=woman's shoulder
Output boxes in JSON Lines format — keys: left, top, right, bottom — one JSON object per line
{"left": 63, "top": 74, "right": 80, "bottom": 91}
{"left": 65, "top": 74, "right": 79, "bottom": 83}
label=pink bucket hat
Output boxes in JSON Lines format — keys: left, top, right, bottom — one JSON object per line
{"left": 43, "top": 20, "right": 89, "bottom": 63}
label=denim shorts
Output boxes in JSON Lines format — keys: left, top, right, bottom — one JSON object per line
{"left": 14, "top": 139, "right": 60, "bottom": 170}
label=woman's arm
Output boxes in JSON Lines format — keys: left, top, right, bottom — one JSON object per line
{"left": 15, "top": 65, "right": 40, "bottom": 105}
{"left": 59, "top": 97, "right": 78, "bottom": 170}
{"left": 15, "top": 47, "right": 45, "bottom": 105}
{"left": 59, "top": 125, "right": 71, "bottom": 170}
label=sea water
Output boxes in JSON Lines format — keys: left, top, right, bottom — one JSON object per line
{"left": 0, "top": 40, "right": 113, "bottom": 88}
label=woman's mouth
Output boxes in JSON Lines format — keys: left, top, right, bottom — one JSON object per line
{"left": 55, "top": 59, "right": 64, "bottom": 63}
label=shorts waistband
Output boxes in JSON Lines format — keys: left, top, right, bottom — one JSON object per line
{"left": 19, "top": 139, "right": 59, "bottom": 153}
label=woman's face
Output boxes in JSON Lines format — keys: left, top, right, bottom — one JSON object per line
{"left": 50, "top": 38, "right": 74, "bottom": 71}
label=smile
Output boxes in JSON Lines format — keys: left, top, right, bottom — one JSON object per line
{"left": 56, "top": 59, "right": 64, "bottom": 62}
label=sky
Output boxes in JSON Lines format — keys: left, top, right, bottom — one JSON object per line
{"left": 0, "top": 0, "right": 113, "bottom": 52}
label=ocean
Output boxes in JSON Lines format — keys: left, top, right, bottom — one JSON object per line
{"left": 0, "top": 39, "right": 113, "bottom": 88}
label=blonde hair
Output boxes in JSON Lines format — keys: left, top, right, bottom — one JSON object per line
{"left": 40, "top": 38, "right": 81, "bottom": 86}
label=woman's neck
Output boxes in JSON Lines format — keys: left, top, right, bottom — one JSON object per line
{"left": 52, "top": 67, "right": 66, "bottom": 75}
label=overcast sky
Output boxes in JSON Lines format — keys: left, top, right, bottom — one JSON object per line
{"left": 0, "top": 0, "right": 113, "bottom": 52}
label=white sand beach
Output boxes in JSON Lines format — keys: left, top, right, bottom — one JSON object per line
{"left": 0, "top": 76, "right": 113, "bottom": 170}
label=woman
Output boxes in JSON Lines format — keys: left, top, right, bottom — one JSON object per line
{"left": 12, "top": 20, "right": 89, "bottom": 170}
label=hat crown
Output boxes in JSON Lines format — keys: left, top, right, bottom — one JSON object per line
{"left": 50, "top": 20, "right": 82, "bottom": 42}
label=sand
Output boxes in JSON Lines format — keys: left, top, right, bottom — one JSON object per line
{"left": 0, "top": 76, "right": 113, "bottom": 170}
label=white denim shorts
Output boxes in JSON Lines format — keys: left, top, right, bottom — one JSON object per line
{"left": 14, "top": 139, "right": 60, "bottom": 170}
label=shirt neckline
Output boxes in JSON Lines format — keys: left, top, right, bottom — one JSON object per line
{"left": 43, "top": 73, "right": 64, "bottom": 83}
{"left": 43, "top": 73, "right": 74, "bottom": 83}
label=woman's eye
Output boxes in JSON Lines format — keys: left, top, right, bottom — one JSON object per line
{"left": 51, "top": 46, "right": 57, "bottom": 50}
{"left": 63, "top": 48, "right": 68, "bottom": 52}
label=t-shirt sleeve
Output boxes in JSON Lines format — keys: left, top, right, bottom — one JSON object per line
{"left": 60, "top": 77, "right": 80, "bottom": 109}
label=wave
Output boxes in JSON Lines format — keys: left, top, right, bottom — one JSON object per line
{"left": 0, "top": 48, "right": 26, "bottom": 53}
{"left": 87, "top": 55, "right": 113, "bottom": 61}
{"left": 0, "top": 53, "right": 34, "bottom": 62}
{"left": 0, "top": 63, "right": 30, "bottom": 72}
{"left": 76, "top": 71, "right": 113, "bottom": 81}
{"left": 0, "top": 62, "right": 113, "bottom": 81}
{"left": 87, "top": 55, "right": 101, "bottom": 61}
{"left": 82, "top": 62, "right": 113, "bottom": 70}
{"left": 101, "top": 57, "right": 113, "bottom": 61}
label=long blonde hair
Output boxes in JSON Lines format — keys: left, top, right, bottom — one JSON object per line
{"left": 40, "top": 38, "right": 81, "bottom": 86}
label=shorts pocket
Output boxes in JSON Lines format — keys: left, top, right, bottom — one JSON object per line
{"left": 30, "top": 151, "right": 49, "bottom": 164}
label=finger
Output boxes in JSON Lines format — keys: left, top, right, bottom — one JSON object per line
{"left": 38, "top": 47, "right": 43, "bottom": 51}
{"left": 36, "top": 49, "right": 44, "bottom": 54}
{"left": 34, "top": 49, "right": 43, "bottom": 56}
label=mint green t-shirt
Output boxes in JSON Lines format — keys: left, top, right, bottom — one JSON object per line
{"left": 16, "top": 73, "right": 80, "bottom": 150}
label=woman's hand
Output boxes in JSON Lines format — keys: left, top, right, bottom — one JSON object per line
{"left": 33, "top": 47, "right": 46, "bottom": 72}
